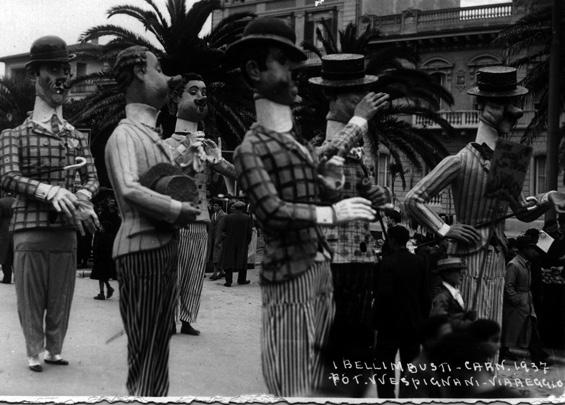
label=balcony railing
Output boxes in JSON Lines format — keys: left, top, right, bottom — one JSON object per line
{"left": 366, "top": 2, "right": 516, "bottom": 35}
{"left": 413, "top": 110, "right": 536, "bottom": 129}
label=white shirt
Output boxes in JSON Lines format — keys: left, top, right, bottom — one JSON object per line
{"left": 442, "top": 280, "right": 465, "bottom": 309}
{"left": 31, "top": 96, "right": 64, "bottom": 131}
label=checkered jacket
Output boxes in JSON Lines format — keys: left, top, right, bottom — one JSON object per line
{"left": 234, "top": 121, "right": 365, "bottom": 283}
{"left": 0, "top": 118, "right": 99, "bottom": 232}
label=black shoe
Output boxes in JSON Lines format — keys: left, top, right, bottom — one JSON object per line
{"left": 209, "top": 274, "right": 221, "bottom": 280}
{"left": 29, "top": 364, "right": 43, "bottom": 372}
{"left": 44, "top": 358, "right": 69, "bottom": 366}
{"left": 106, "top": 286, "right": 114, "bottom": 299}
{"left": 180, "top": 321, "right": 200, "bottom": 336}
{"left": 500, "top": 348, "right": 519, "bottom": 361}
{"left": 94, "top": 293, "right": 105, "bottom": 300}
{"left": 224, "top": 282, "right": 232, "bottom": 287}
{"left": 237, "top": 280, "right": 250, "bottom": 285}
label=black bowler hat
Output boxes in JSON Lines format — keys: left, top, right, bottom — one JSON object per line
{"left": 467, "top": 66, "right": 528, "bottom": 98}
{"left": 139, "top": 163, "right": 198, "bottom": 203}
{"left": 308, "top": 54, "right": 378, "bottom": 89}
{"left": 225, "top": 17, "right": 307, "bottom": 63}
{"left": 26, "top": 36, "right": 75, "bottom": 68}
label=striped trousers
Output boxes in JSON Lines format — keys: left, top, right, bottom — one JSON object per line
{"left": 261, "top": 261, "right": 335, "bottom": 397}
{"left": 177, "top": 224, "right": 208, "bottom": 323}
{"left": 13, "top": 229, "right": 76, "bottom": 358}
{"left": 116, "top": 241, "right": 178, "bottom": 397}
{"left": 459, "top": 244, "right": 506, "bottom": 326}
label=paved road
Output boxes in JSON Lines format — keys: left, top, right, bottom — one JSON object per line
{"left": 0, "top": 269, "right": 266, "bottom": 397}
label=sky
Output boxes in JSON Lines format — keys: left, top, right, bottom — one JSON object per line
{"left": 0, "top": 0, "right": 510, "bottom": 72}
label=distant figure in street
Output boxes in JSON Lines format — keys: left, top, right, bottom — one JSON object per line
{"left": 374, "top": 225, "right": 429, "bottom": 398}
{"left": 208, "top": 199, "right": 227, "bottom": 280}
{"left": 430, "top": 257, "right": 476, "bottom": 329}
{"left": 218, "top": 201, "right": 253, "bottom": 287}
{"left": 90, "top": 191, "right": 120, "bottom": 300}
{"left": 0, "top": 196, "right": 15, "bottom": 284}
{"left": 500, "top": 234, "right": 549, "bottom": 364}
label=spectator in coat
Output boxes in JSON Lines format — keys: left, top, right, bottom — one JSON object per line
{"left": 218, "top": 201, "right": 253, "bottom": 287}
{"left": 208, "top": 199, "right": 227, "bottom": 280}
{"left": 0, "top": 196, "right": 15, "bottom": 284}
{"left": 501, "top": 234, "right": 549, "bottom": 364}
{"left": 374, "top": 225, "right": 429, "bottom": 398}
{"left": 430, "top": 257, "right": 476, "bottom": 329}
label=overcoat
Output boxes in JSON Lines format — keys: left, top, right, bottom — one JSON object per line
{"left": 218, "top": 211, "right": 253, "bottom": 270}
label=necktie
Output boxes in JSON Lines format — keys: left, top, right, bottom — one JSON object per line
{"left": 50, "top": 114, "right": 60, "bottom": 134}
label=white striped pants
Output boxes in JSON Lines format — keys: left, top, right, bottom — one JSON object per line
{"left": 177, "top": 224, "right": 208, "bottom": 323}
{"left": 460, "top": 245, "right": 506, "bottom": 326}
{"left": 261, "top": 261, "right": 335, "bottom": 397}
{"left": 116, "top": 241, "right": 178, "bottom": 397}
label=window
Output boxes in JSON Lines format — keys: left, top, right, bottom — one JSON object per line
{"left": 533, "top": 155, "right": 546, "bottom": 194}
{"left": 377, "top": 153, "right": 390, "bottom": 187}
{"left": 304, "top": 9, "right": 336, "bottom": 50}
{"left": 76, "top": 62, "right": 87, "bottom": 77}
{"left": 430, "top": 72, "right": 447, "bottom": 109}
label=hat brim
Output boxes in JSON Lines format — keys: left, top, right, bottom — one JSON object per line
{"left": 309, "top": 75, "right": 379, "bottom": 89}
{"left": 225, "top": 37, "right": 307, "bottom": 63}
{"left": 25, "top": 53, "right": 77, "bottom": 68}
{"left": 466, "top": 86, "right": 528, "bottom": 98}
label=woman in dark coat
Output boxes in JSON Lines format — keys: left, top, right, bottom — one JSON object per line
{"left": 218, "top": 201, "right": 253, "bottom": 286}
{"left": 0, "top": 196, "right": 15, "bottom": 284}
{"left": 90, "top": 191, "right": 121, "bottom": 300}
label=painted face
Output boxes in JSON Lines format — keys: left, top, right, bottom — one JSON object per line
{"left": 481, "top": 98, "right": 524, "bottom": 135}
{"left": 254, "top": 47, "right": 300, "bottom": 106}
{"left": 177, "top": 80, "right": 208, "bottom": 122}
{"left": 142, "top": 52, "right": 172, "bottom": 109}
{"left": 35, "top": 62, "right": 72, "bottom": 107}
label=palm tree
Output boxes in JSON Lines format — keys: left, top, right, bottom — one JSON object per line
{"left": 299, "top": 22, "right": 456, "bottom": 189}
{"left": 495, "top": 4, "right": 565, "bottom": 141}
{"left": 71, "top": 0, "right": 256, "bottom": 162}
{"left": 0, "top": 76, "right": 35, "bottom": 131}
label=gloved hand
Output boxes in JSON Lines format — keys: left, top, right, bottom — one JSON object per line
{"left": 332, "top": 197, "right": 376, "bottom": 224}
{"left": 73, "top": 199, "right": 101, "bottom": 236}
{"left": 318, "top": 156, "right": 345, "bottom": 190}
{"left": 176, "top": 202, "right": 201, "bottom": 226}
{"left": 46, "top": 186, "right": 78, "bottom": 219}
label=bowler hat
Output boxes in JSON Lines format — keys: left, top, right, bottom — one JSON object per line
{"left": 225, "top": 17, "right": 307, "bottom": 63}
{"left": 139, "top": 163, "right": 198, "bottom": 203}
{"left": 26, "top": 36, "right": 75, "bottom": 68}
{"left": 230, "top": 200, "right": 246, "bottom": 211}
{"left": 433, "top": 257, "right": 466, "bottom": 274}
{"left": 309, "top": 54, "right": 378, "bottom": 89}
{"left": 466, "top": 66, "right": 528, "bottom": 98}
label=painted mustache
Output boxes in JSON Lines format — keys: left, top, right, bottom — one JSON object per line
{"left": 49, "top": 78, "right": 72, "bottom": 94}
{"left": 194, "top": 97, "right": 208, "bottom": 108}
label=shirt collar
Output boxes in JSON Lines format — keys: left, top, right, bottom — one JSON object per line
{"left": 175, "top": 118, "right": 198, "bottom": 134}
{"left": 325, "top": 120, "right": 346, "bottom": 142}
{"left": 255, "top": 96, "right": 293, "bottom": 133}
{"left": 125, "top": 103, "right": 159, "bottom": 129}
{"left": 31, "top": 96, "right": 63, "bottom": 129}
{"left": 442, "top": 281, "right": 464, "bottom": 307}
{"left": 475, "top": 121, "right": 498, "bottom": 151}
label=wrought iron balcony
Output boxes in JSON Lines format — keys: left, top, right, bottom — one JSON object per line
{"left": 412, "top": 110, "right": 536, "bottom": 129}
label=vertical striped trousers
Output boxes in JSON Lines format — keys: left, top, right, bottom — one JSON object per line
{"left": 460, "top": 244, "right": 506, "bottom": 326}
{"left": 261, "top": 261, "right": 335, "bottom": 397}
{"left": 177, "top": 224, "right": 208, "bottom": 323}
{"left": 13, "top": 229, "right": 76, "bottom": 358}
{"left": 116, "top": 241, "right": 178, "bottom": 397}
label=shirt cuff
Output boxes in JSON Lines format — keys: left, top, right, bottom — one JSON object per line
{"left": 316, "top": 206, "right": 335, "bottom": 225}
{"left": 437, "top": 223, "right": 451, "bottom": 237}
{"left": 76, "top": 189, "right": 92, "bottom": 201}
{"left": 34, "top": 183, "right": 56, "bottom": 201}
{"left": 168, "top": 199, "right": 183, "bottom": 223}
{"left": 349, "top": 116, "right": 368, "bottom": 132}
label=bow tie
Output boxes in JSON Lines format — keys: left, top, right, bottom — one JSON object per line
{"left": 473, "top": 142, "right": 494, "bottom": 161}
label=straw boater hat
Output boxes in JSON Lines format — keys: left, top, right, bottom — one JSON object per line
{"left": 308, "top": 53, "right": 378, "bottom": 89}
{"left": 225, "top": 16, "right": 307, "bottom": 63}
{"left": 466, "top": 66, "right": 528, "bottom": 98}
{"left": 26, "top": 36, "right": 76, "bottom": 68}
{"left": 433, "top": 257, "right": 467, "bottom": 274}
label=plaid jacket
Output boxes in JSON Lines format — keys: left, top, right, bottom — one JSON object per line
{"left": 0, "top": 118, "right": 99, "bottom": 232}
{"left": 234, "top": 121, "right": 365, "bottom": 283}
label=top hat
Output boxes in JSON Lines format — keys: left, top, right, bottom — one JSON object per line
{"left": 308, "top": 54, "right": 378, "bottom": 89}
{"left": 434, "top": 257, "right": 466, "bottom": 274}
{"left": 26, "top": 36, "right": 76, "bottom": 68}
{"left": 225, "top": 17, "right": 307, "bottom": 63}
{"left": 139, "top": 163, "right": 198, "bottom": 203}
{"left": 466, "top": 66, "right": 528, "bottom": 98}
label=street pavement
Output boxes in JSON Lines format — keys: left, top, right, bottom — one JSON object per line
{"left": 0, "top": 268, "right": 266, "bottom": 397}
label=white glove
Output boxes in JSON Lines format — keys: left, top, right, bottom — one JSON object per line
{"left": 316, "top": 197, "right": 376, "bottom": 225}
{"left": 46, "top": 186, "right": 78, "bottom": 219}
{"left": 73, "top": 200, "right": 101, "bottom": 236}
